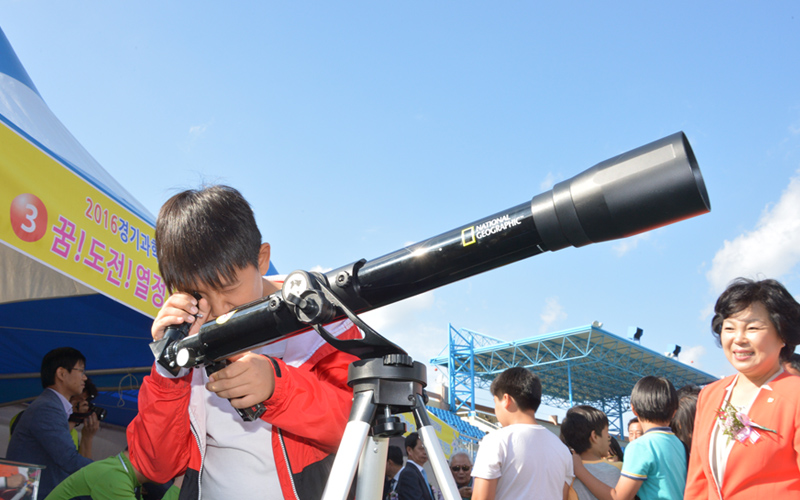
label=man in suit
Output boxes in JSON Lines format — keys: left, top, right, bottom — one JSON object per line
{"left": 383, "top": 445, "right": 404, "bottom": 499}
{"left": 7, "top": 347, "right": 99, "bottom": 500}
{"left": 395, "top": 432, "right": 433, "bottom": 500}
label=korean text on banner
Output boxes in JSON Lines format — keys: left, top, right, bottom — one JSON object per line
{"left": 1, "top": 122, "right": 162, "bottom": 318}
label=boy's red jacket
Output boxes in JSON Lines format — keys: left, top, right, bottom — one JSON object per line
{"left": 127, "top": 318, "right": 360, "bottom": 500}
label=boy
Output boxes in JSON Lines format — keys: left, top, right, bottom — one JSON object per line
{"left": 560, "top": 405, "right": 621, "bottom": 500}
{"left": 572, "top": 376, "right": 686, "bottom": 500}
{"left": 472, "top": 367, "right": 574, "bottom": 500}
{"left": 126, "top": 186, "right": 360, "bottom": 500}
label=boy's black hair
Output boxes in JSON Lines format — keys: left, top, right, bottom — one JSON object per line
{"left": 490, "top": 367, "right": 542, "bottom": 413}
{"left": 387, "top": 445, "right": 404, "bottom": 466}
{"left": 711, "top": 278, "right": 800, "bottom": 362}
{"left": 630, "top": 375, "right": 679, "bottom": 423}
{"left": 404, "top": 432, "right": 422, "bottom": 453}
{"left": 156, "top": 185, "right": 262, "bottom": 294}
{"left": 560, "top": 405, "right": 609, "bottom": 454}
{"left": 41, "top": 347, "right": 85, "bottom": 388}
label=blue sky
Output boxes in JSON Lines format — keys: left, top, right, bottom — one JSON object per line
{"left": 3, "top": 2, "right": 800, "bottom": 414}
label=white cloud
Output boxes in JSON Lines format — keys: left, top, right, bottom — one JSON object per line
{"left": 676, "top": 345, "right": 706, "bottom": 369}
{"left": 539, "top": 296, "right": 567, "bottom": 334}
{"left": 309, "top": 265, "right": 332, "bottom": 274}
{"left": 361, "top": 291, "right": 435, "bottom": 333}
{"left": 540, "top": 172, "right": 561, "bottom": 192}
{"left": 181, "top": 121, "right": 214, "bottom": 152}
{"left": 706, "top": 170, "right": 800, "bottom": 294}
{"left": 612, "top": 233, "right": 650, "bottom": 257}
{"left": 189, "top": 124, "right": 208, "bottom": 137}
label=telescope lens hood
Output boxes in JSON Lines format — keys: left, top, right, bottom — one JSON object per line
{"left": 530, "top": 132, "right": 710, "bottom": 251}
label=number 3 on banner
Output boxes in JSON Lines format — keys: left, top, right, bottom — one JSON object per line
{"left": 10, "top": 193, "right": 48, "bottom": 242}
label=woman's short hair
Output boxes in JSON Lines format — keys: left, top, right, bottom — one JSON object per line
{"left": 711, "top": 278, "right": 800, "bottom": 362}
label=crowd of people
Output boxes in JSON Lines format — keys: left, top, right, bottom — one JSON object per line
{"left": 4, "top": 185, "right": 800, "bottom": 500}
{"left": 384, "top": 278, "right": 800, "bottom": 500}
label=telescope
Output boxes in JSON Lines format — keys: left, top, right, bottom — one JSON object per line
{"left": 152, "top": 131, "right": 710, "bottom": 373}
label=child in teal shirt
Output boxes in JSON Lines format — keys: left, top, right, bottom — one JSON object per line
{"left": 572, "top": 376, "right": 686, "bottom": 500}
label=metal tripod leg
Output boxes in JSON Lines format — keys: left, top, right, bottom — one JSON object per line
{"left": 322, "top": 391, "right": 378, "bottom": 500}
{"left": 356, "top": 436, "right": 389, "bottom": 500}
{"left": 412, "top": 394, "right": 461, "bottom": 500}
{"left": 322, "top": 355, "right": 462, "bottom": 500}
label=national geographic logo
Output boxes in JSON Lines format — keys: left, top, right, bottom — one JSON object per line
{"left": 461, "top": 227, "right": 476, "bottom": 247}
{"left": 461, "top": 214, "right": 523, "bottom": 247}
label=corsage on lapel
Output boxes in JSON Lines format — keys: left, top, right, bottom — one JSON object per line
{"left": 717, "top": 401, "right": 777, "bottom": 444}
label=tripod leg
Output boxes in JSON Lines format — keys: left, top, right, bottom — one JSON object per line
{"left": 413, "top": 395, "right": 462, "bottom": 500}
{"left": 322, "top": 391, "right": 377, "bottom": 500}
{"left": 355, "top": 436, "right": 388, "bottom": 500}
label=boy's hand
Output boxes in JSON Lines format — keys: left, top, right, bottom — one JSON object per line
{"left": 571, "top": 450, "right": 587, "bottom": 478}
{"left": 205, "top": 352, "right": 276, "bottom": 408}
{"left": 151, "top": 292, "right": 211, "bottom": 341}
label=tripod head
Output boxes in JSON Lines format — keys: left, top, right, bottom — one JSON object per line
{"left": 151, "top": 131, "right": 710, "bottom": 371}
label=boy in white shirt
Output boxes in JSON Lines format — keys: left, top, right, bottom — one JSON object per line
{"left": 472, "top": 367, "right": 574, "bottom": 500}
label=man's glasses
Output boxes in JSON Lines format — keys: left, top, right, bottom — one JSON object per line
{"left": 450, "top": 465, "right": 471, "bottom": 472}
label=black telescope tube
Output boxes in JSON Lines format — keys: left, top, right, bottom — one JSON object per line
{"left": 345, "top": 201, "right": 544, "bottom": 308}
{"left": 165, "top": 131, "right": 709, "bottom": 367}
{"left": 343, "top": 132, "right": 709, "bottom": 308}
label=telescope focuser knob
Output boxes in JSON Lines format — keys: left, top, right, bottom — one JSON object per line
{"left": 284, "top": 290, "right": 336, "bottom": 324}
{"left": 383, "top": 354, "right": 413, "bottom": 367}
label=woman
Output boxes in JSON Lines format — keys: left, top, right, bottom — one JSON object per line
{"left": 685, "top": 278, "right": 800, "bottom": 499}
{"left": 449, "top": 451, "right": 473, "bottom": 499}
{"left": 606, "top": 436, "right": 624, "bottom": 464}
{"left": 671, "top": 385, "right": 700, "bottom": 465}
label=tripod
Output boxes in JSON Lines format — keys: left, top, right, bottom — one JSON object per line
{"left": 151, "top": 269, "right": 466, "bottom": 500}
{"left": 321, "top": 355, "right": 461, "bottom": 500}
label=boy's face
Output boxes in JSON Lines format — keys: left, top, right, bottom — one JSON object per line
{"left": 592, "top": 425, "right": 611, "bottom": 457}
{"left": 195, "top": 264, "right": 265, "bottom": 319}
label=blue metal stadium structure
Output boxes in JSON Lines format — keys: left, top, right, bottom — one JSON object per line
{"left": 430, "top": 323, "right": 719, "bottom": 437}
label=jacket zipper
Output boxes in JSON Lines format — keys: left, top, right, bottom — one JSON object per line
{"left": 278, "top": 428, "right": 301, "bottom": 500}
{"left": 191, "top": 419, "right": 204, "bottom": 500}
